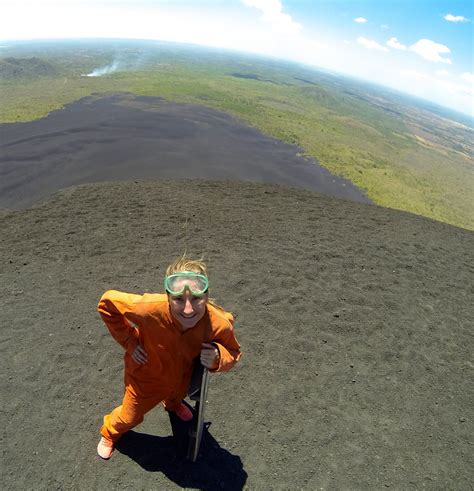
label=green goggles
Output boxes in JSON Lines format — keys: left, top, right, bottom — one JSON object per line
{"left": 164, "top": 271, "right": 209, "bottom": 296}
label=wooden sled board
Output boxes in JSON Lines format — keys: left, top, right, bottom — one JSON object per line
{"left": 187, "top": 366, "right": 210, "bottom": 462}
{"left": 168, "top": 362, "right": 210, "bottom": 461}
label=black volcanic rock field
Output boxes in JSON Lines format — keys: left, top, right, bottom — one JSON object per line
{"left": 1, "top": 179, "right": 472, "bottom": 489}
{"left": 0, "top": 92, "right": 370, "bottom": 210}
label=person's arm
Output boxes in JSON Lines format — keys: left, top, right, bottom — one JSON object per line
{"left": 207, "top": 315, "right": 242, "bottom": 372}
{"left": 97, "top": 290, "right": 142, "bottom": 355}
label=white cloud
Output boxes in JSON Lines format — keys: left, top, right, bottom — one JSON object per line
{"left": 461, "top": 72, "right": 474, "bottom": 83}
{"left": 381, "top": 24, "right": 389, "bottom": 30}
{"left": 357, "top": 36, "right": 389, "bottom": 52}
{"left": 444, "top": 13, "right": 468, "bottom": 22}
{"left": 400, "top": 69, "right": 474, "bottom": 115}
{"left": 0, "top": 1, "right": 471, "bottom": 116}
{"left": 402, "top": 69, "right": 474, "bottom": 97}
{"left": 435, "top": 69, "right": 450, "bottom": 77}
{"left": 354, "top": 17, "right": 368, "bottom": 23}
{"left": 386, "top": 37, "right": 406, "bottom": 50}
{"left": 409, "top": 39, "right": 451, "bottom": 64}
{"left": 241, "top": 0, "right": 302, "bottom": 35}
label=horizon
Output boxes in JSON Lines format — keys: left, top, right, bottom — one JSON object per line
{"left": 0, "top": 0, "right": 472, "bottom": 118}
{"left": 3, "top": 36, "right": 473, "bottom": 127}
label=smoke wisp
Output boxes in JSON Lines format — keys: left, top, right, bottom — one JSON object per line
{"left": 80, "top": 47, "right": 167, "bottom": 78}
{"left": 83, "top": 60, "right": 121, "bottom": 77}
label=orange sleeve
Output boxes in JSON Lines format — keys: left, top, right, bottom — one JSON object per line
{"left": 211, "top": 314, "right": 242, "bottom": 373}
{"left": 97, "top": 290, "right": 141, "bottom": 354}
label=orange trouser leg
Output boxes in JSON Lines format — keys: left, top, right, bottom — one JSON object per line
{"left": 100, "top": 386, "right": 164, "bottom": 443}
{"left": 163, "top": 377, "right": 192, "bottom": 412}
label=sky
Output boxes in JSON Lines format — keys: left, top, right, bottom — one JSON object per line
{"left": 0, "top": 0, "right": 473, "bottom": 116}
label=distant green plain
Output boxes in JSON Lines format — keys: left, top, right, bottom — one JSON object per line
{"left": 1, "top": 41, "right": 472, "bottom": 230}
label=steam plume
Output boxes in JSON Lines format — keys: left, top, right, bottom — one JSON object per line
{"left": 82, "top": 60, "right": 120, "bottom": 77}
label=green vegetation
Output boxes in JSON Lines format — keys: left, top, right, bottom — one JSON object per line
{"left": 0, "top": 57, "right": 57, "bottom": 78}
{"left": 1, "top": 40, "right": 473, "bottom": 230}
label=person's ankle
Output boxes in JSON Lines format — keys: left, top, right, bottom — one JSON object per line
{"left": 175, "top": 402, "right": 193, "bottom": 421}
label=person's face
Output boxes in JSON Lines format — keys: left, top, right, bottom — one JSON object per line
{"left": 168, "top": 290, "right": 208, "bottom": 331}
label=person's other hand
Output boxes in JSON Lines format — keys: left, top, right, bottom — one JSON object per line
{"left": 200, "top": 343, "right": 220, "bottom": 369}
{"left": 131, "top": 344, "right": 148, "bottom": 364}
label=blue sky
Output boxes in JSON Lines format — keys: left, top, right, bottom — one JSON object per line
{"left": 0, "top": 0, "right": 473, "bottom": 116}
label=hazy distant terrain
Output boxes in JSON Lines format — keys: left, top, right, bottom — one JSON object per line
{"left": 0, "top": 40, "right": 472, "bottom": 229}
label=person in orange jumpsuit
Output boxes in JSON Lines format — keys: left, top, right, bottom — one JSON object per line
{"left": 96, "top": 256, "right": 242, "bottom": 459}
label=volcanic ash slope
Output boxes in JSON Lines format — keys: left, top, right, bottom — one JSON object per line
{"left": 1, "top": 180, "right": 472, "bottom": 490}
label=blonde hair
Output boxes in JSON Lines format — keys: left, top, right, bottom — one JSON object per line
{"left": 165, "top": 255, "right": 208, "bottom": 277}
{"left": 165, "top": 255, "right": 226, "bottom": 313}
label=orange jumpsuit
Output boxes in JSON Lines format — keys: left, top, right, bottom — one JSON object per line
{"left": 98, "top": 290, "right": 242, "bottom": 442}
